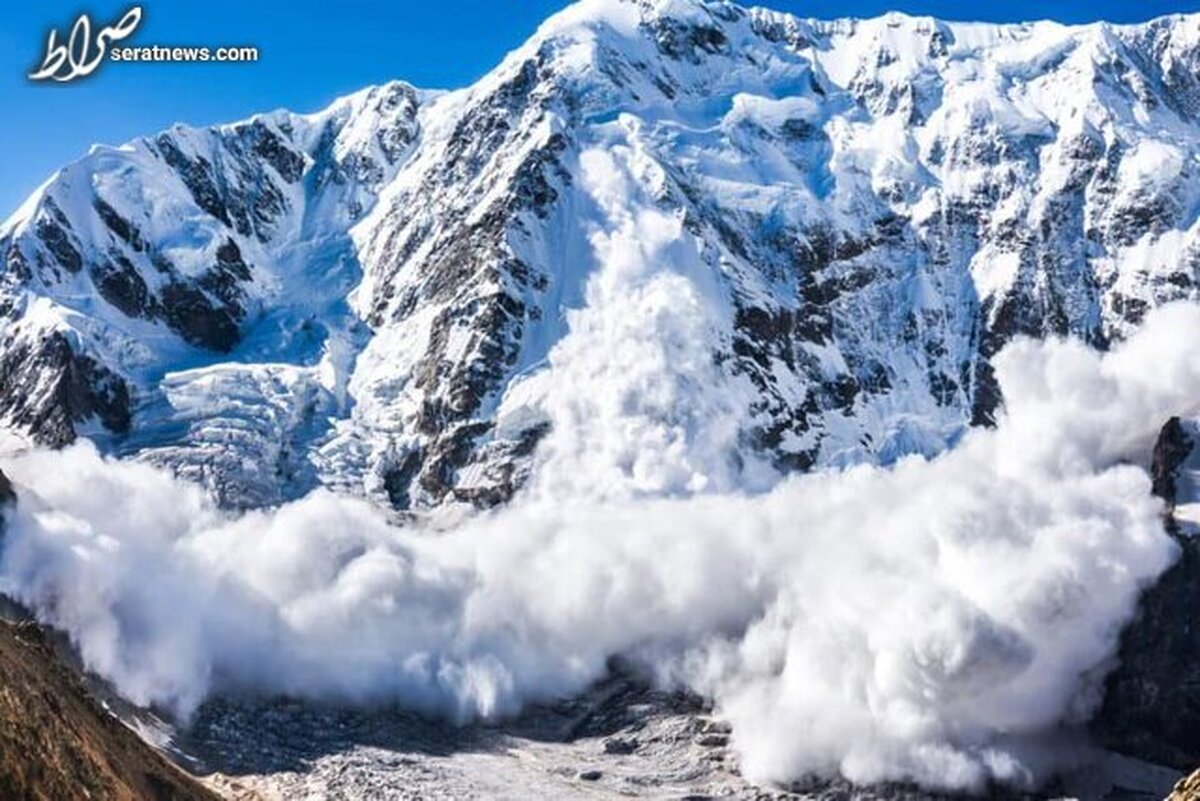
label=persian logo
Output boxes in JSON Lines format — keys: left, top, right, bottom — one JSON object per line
{"left": 29, "top": 6, "right": 143, "bottom": 82}
{"left": 28, "top": 7, "right": 258, "bottom": 81}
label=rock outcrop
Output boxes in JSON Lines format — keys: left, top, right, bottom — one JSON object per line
{"left": 0, "top": 619, "right": 218, "bottom": 801}
{"left": 1092, "top": 417, "right": 1200, "bottom": 769}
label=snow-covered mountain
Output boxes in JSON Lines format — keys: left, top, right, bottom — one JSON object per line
{"left": 3, "top": 0, "right": 1200, "bottom": 510}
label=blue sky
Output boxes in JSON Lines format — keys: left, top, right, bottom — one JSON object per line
{"left": 1, "top": 0, "right": 1195, "bottom": 217}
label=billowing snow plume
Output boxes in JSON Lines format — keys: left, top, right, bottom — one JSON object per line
{"left": 506, "top": 146, "right": 775, "bottom": 500}
{"left": 3, "top": 303, "right": 1199, "bottom": 791}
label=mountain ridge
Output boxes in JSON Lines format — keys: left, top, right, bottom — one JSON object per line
{"left": 2, "top": 0, "right": 1200, "bottom": 510}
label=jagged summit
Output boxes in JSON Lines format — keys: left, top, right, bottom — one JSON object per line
{"left": 1, "top": 0, "right": 1199, "bottom": 509}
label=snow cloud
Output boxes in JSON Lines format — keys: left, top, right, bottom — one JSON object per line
{"left": 3, "top": 147, "right": 1200, "bottom": 792}
{"left": 2, "top": 303, "right": 1198, "bottom": 792}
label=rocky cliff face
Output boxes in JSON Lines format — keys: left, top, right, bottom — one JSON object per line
{"left": 1092, "top": 417, "right": 1200, "bottom": 771}
{"left": 2, "top": 0, "right": 1200, "bottom": 510}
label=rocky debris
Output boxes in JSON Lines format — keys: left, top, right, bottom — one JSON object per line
{"left": 159, "top": 665, "right": 1151, "bottom": 800}
{"left": 0, "top": 618, "right": 217, "bottom": 801}
{"left": 167, "top": 669, "right": 792, "bottom": 799}
{"left": 1092, "top": 418, "right": 1200, "bottom": 769}
{"left": 695, "top": 732, "right": 728, "bottom": 748}
{"left": 603, "top": 736, "right": 639, "bottom": 755}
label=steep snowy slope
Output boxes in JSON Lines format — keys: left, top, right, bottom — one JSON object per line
{"left": 0, "top": 82, "right": 427, "bottom": 505}
{"left": 3, "top": 0, "right": 1200, "bottom": 509}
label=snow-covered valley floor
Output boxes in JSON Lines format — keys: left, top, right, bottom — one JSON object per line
{"left": 156, "top": 678, "right": 1183, "bottom": 800}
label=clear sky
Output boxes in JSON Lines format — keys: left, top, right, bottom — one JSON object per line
{"left": 1, "top": 0, "right": 1196, "bottom": 218}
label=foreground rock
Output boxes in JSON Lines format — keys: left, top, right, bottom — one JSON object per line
{"left": 1093, "top": 418, "right": 1200, "bottom": 769}
{"left": 162, "top": 666, "right": 1166, "bottom": 801}
{"left": 0, "top": 618, "right": 217, "bottom": 801}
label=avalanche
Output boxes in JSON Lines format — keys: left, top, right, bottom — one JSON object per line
{"left": 3, "top": 306, "right": 1199, "bottom": 793}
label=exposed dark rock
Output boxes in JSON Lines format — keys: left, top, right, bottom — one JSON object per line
{"left": 160, "top": 281, "right": 241, "bottom": 352}
{"left": 417, "top": 421, "right": 491, "bottom": 502}
{"left": 0, "top": 470, "right": 14, "bottom": 507}
{"left": 1152, "top": 417, "right": 1194, "bottom": 505}
{"left": 645, "top": 16, "right": 728, "bottom": 63}
{"left": 93, "top": 197, "right": 145, "bottom": 251}
{"left": 154, "top": 135, "right": 232, "bottom": 228}
{"left": 1091, "top": 418, "right": 1200, "bottom": 769}
{"left": 197, "top": 239, "right": 253, "bottom": 313}
{"left": 0, "top": 332, "right": 131, "bottom": 446}
{"left": 214, "top": 239, "right": 251, "bottom": 279}
{"left": 603, "top": 736, "right": 639, "bottom": 755}
{"left": 382, "top": 449, "right": 424, "bottom": 510}
{"left": 247, "top": 122, "right": 306, "bottom": 183}
{"left": 34, "top": 204, "right": 82, "bottom": 274}
{"left": 509, "top": 132, "right": 569, "bottom": 217}
{"left": 373, "top": 84, "right": 421, "bottom": 164}
{"left": 3, "top": 240, "right": 31, "bottom": 283}
{"left": 90, "top": 254, "right": 155, "bottom": 320}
